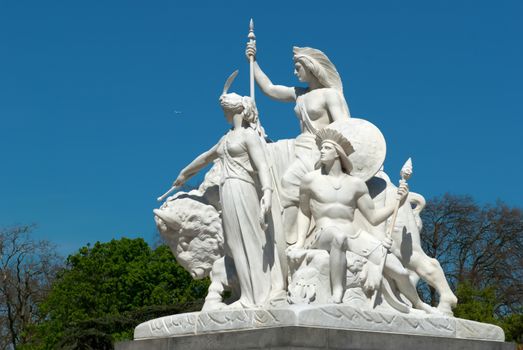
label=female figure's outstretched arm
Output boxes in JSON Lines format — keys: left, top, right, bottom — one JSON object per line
{"left": 247, "top": 43, "right": 296, "bottom": 102}
{"left": 173, "top": 138, "right": 222, "bottom": 187}
{"left": 252, "top": 62, "right": 296, "bottom": 102}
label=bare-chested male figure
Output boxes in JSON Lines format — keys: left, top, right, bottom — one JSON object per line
{"left": 291, "top": 128, "right": 434, "bottom": 313}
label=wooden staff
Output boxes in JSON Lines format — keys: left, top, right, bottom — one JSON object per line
{"left": 371, "top": 158, "right": 413, "bottom": 307}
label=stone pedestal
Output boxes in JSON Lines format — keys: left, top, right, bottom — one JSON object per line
{"left": 115, "top": 326, "right": 515, "bottom": 350}
{"left": 115, "top": 305, "right": 515, "bottom": 350}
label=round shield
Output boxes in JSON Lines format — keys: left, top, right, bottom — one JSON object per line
{"left": 327, "top": 118, "right": 387, "bottom": 181}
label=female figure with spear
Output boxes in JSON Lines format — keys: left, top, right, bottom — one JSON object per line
{"left": 246, "top": 39, "right": 351, "bottom": 245}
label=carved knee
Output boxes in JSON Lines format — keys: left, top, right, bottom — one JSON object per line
{"left": 330, "top": 230, "right": 346, "bottom": 250}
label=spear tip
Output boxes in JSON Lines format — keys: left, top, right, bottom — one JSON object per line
{"left": 248, "top": 19, "right": 256, "bottom": 40}
{"left": 400, "top": 157, "right": 413, "bottom": 180}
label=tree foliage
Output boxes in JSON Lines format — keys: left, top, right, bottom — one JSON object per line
{"left": 418, "top": 194, "right": 523, "bottom": 343}
{"left": 0, "top": 225, "right": 61, "bottom": 350}
{"left": 419, "top": 194, "right": 523, "bottom": 315}
{"left": 453, "top": 281, "right": 498, "bottom": 325}
{"left": 26, "top": 238, "right": 209, "bottom": 349}
{"left": 6, "top": 195, "right": 523, "bottom": 347}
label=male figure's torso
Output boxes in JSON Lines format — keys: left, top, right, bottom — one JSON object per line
{"left": 307, "top": 170, "right": 364, "bottom": 237}
{"left": 305, "top": 169, "right": 383, "bottom": 258}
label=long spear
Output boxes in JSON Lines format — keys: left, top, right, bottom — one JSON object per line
{"left": 247, "top": 20, "right": 284, "bottom": 215}
{"left": 371, "top": 158, "right": 413, "bottom": 307}
{"left": 248, "top": 19, "right": 256, "bottom": 101}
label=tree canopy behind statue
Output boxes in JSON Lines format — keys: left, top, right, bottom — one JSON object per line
{"left": 25, "top": 238, "right": 208, "bottom": 349}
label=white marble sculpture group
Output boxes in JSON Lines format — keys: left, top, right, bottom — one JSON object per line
{"left": 153, "top": 22, "right": 461, "bottom": 320}
{"left": 141, "top": 23, "right": 511, "bottom": 343}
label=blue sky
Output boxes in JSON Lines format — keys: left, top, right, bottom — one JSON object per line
{"left": 1, "top": 1, "right": 522, "bottom": 255}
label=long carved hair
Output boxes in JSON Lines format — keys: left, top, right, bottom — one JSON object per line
{"left": 293, "top": 46, "right": 344, "bottom": 92}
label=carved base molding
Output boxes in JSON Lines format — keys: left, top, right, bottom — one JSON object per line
{"left": 126, "top": 305, "right": 507, "bottom": 347}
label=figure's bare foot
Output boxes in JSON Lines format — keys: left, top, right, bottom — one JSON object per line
{"left": 329, "top": 289, "right": 344, "bottom": 304}
{"left": 327, "top": 296, "right": 342, "bottom": 304}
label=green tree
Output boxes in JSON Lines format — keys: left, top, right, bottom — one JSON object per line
{"left": 503, "top": 313, "right": 523, "bottom": 344}
{"left": 453, "top": 281, "right": 498, "bottom": 325}
{"left": 27, "top": 238, "right": 208, "bottom": 349}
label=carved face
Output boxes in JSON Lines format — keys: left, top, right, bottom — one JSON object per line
{"left": 294, "top": 62, "right": 312, "bottom": 83}
{"left": 320, "top": 141, "right": 339, "bottom": 163}
{"left": 220, "top": 93, "right": 242, "bottom": 124}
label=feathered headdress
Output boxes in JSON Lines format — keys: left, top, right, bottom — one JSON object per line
{"left": 315, "top": 128, "right": 354, "bottom": 173}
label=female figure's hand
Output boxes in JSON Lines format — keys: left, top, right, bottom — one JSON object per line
{"left": 259, "top": 190, "right": 272, "bottom": 231}
{"left": 246, "top": 41, "right": 256, "bottom": 61}
{"left": 172, "top": 173, "right": 187, "bottom": 188}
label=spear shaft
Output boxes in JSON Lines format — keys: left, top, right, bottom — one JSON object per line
{"left": 246, "top": 20, "right": 284, "bottom": 214}
{"left": 248, "top": 19, "right": 255, "bottom": 101}
{"left": 371, "top": 158, "right": 412, "bottom": 307}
